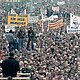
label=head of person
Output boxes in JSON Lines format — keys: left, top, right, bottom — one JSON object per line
{"left": 9, "top": 52, "right": 14, "bottom": 58}
{"left": 30, "top": 27, "right": 32, "bottom": 30}
{"left": 8, "top": 76, "right": 12, "bottom": 80}
{"left": 9, "top": 30, "right": 13, "bottom": 33}
{"left": 20, "top": 26, "right": 23, "bottom": 31}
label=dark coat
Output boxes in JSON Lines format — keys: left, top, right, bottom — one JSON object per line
{"left": 28, "top": 30, "right": 35, "bottom": 39}
{"left": 17, "top": 30, "right": 25, "bottom": 39}
{"left": 1, "top": 57, "right": 20, "bottom": 77}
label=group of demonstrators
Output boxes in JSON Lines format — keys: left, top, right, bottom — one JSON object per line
{"left": 0, "top": 25, "right": 79, "bottom": 80}
{"left": 1, "top": 26, "right": 35, "bottom": 52}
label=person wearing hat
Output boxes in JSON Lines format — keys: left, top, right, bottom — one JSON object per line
{"left": 1, "top": 52, "right": 20, "bottom": 77}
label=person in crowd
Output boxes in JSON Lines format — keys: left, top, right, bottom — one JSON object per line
{"left": 17, "top": 27, "right": 25, "bottom": 50}
{"left": 5, "top": 30, "right": 15, "bottom": 51}
{"left": 0, "top": 24, "right": 79, "bottom": 80}
{"left": 0, "top": 48, "right": 2, "bottom": 61}
{"left": 1, "top": 52, "right": 20, "bottom": 77}
{"left": 27, "top": 27, "right": 35, "bottom": 51}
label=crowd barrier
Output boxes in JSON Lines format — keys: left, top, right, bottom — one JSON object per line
{"left": 0, "top": 73, "right": 30, "bottom": 77}
{"left": 0, "top": 73, "right": 30, "bottom": 80}
{"left": 0, "top": 77, "right": 30, "bottom": 80}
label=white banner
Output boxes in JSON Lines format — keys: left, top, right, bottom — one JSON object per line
{"left": 57, "top": 1, "right": 65, "bottom": 5}
{"left": 5, "top": 25, "right": 15, "bottom": 32}
{"left": 29, "top": 16, "right": 39, "bottom": 23}
{"left": 52, "top": 6, "right": 60, "bottom": 12}
{"left": 67, "top": 13, "right": 80, "bottom": 34}
{"left": 42, "top": 9, "right": 47, "bottom": 15}
{"left": 42, "top": 15, "right": 58, "bottom": 21}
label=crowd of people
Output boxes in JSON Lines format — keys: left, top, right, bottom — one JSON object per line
{"left": 0, "top": 0, "right": 80, "bottom": 80}
{"left": 0, "top": 24, "right": 80, "bottom": 80}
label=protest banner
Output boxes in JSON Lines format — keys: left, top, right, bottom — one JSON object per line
{"left": 48, "top": 19, "right": 64, "bottom": 29}
{"left": 67, "top": 13, "right": 80, "bottom": 34}
{"left": 8, "top": 14, "right": 28, "bottom": 27}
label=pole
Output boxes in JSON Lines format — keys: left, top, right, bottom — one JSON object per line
{"left": 42, "top": 14, "right": 44, "bottom": 32}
